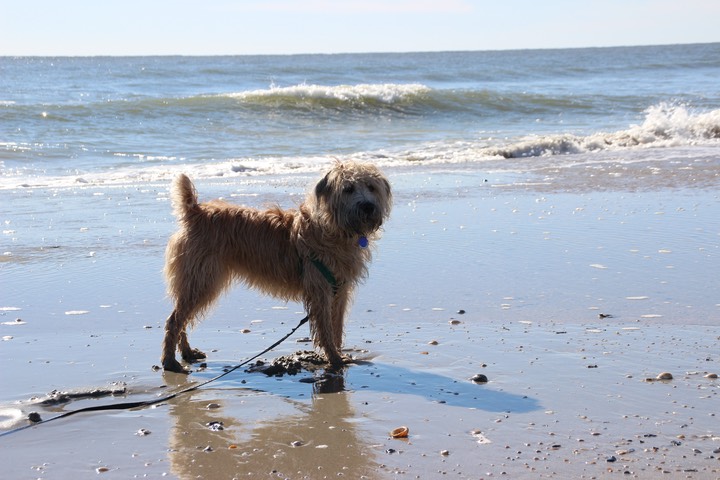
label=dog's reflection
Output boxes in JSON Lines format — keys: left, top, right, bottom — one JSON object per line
{"left": 165, "top": 371, "right": 379, "bottom": 479}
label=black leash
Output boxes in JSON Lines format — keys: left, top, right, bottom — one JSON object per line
{"left": 0, "top": 315, "right": 309, "bottom": 438}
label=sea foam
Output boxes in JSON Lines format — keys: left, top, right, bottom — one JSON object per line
{"left": 227, "top": 83, "right": 431, "bottom": 106}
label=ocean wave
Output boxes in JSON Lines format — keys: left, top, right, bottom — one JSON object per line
{"left": 2, "top": 103, "right": 718, "bottom": 190}
{"left": 487, "top": 104, "right": 720, "bottom": 159}
{"left": 223, "top": 83, "right": 432, "bottom": 111}
{"left": 0, "top": 83, "right": 631, "bottom": 120}
{"left": 221, "top": 83, "right": 604, "bottom": 115}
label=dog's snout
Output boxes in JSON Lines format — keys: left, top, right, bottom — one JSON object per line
{"left": 359, "top": 201, "right": 376, "bottom": 215}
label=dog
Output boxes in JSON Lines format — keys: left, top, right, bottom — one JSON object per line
{"left": 161, "top": 161, "right": 392, "bottom": 373}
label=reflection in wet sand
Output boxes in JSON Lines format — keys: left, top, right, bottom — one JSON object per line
{"left": 165, "top": 371, "right": 380, "bottom": 479}
{"left": 163, "top": 355, "right": 541, "bottom": 478}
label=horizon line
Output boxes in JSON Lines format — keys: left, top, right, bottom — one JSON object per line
{"left": 1, "top": 41, "right": 717, "bottom": 58}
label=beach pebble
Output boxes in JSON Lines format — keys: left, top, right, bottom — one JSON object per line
{"left": 291, "top": 440, "right": 304, "bottom": 447}
{"left": 457, "top": 309, "right": 466, "bottom": 314}
{"left": 440, "top": 449, "right": 450, "bottom": 456}
{"left": 206, "top": 421, "right": 224, "bottom": 431}
{"left": 606, "top": 455, "right": 617, "bottom": 463}
{"left": 206, "top": 403, "right": 221, "bottom": 409}
{"left": 449, "top": 319, "right": 461, "bottom": 325}
{"left": 471, "top": 374, "right": 488, "bottom": 384}
{"left": 428, "top": 340, "right": 439, "bottom": 345}
{"left": 656, "top": 372, "right": 673, "bottom": 380}
{"left": 96, "top": 466, "right": 110, "bottom": 473}
{"left": 240, "top": 329, "right": 251, "bottom": 333}
{"left": 704, "top": 373, "right": 718, "bottom": 379}
{"left": 136, "top": 428, "right": 151, "bottom": 436}
{"left": 27, "top": 412, "right": 42, "bottom": 423}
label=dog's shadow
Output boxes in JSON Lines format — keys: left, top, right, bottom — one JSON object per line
{"left": 193, "top": 358, "right": 541, "bottom": 414}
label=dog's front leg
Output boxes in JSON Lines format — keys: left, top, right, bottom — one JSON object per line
{"left": 305, "top": 288, "right": 344, "bottom": 367}
{"left": 330, "top": 286, "right": 351, "bottom": 353}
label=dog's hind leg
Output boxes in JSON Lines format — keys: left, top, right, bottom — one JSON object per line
{"left": 178, "top": 330, "right": 206, "bottom": 362}
{"left": 161, "top": 309, "right": 190, "bottom": 373}
{"left": 162, "top": 253, "right": 230, "bottom": 372}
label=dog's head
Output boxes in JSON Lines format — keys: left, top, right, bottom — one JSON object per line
{"left": 312, "top": 161, "right": 392, "bottom": 237}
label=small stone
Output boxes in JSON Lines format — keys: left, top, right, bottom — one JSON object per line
{"left": 240, "top": 329, "right": 251, "bottom": 333}
{"left": 471, "top": 374, "right": 488, "bottom": 384}
{"left": 206, "top": 403, "right": 221, "bottom": 409}
{"left": 704, "top": 373, "right": 718, "bottom": 379}
{"left": 27, "top": 412, "right": 42, "bottom": 423}
{"left": 136, "top": 428, "right": 151, "bottom": 436}
{"left": 449, "top": 319, "right": 461, "bottom": 325}
{"left": 206, "top": 421, "right": 224, "bottom": 431}
{"left": 428, "top": 340, "right": 439, "bottom": 345}
{"left": 291, "top": 440, "right": 304, "bottom": 447}
{"left": 606, "top": 455, "right": 617, "bottom": 463}
{"left": 96, "top": 466, "right": 110, "bottom": 473}
{"left": 440, "top": 450, "right": 450, "bottom": 456}
{"left": 457, "top": 309, "right": 466, "bottom": 315}
{"left": 656, "top": 372, "right": 673, "bottom": 380}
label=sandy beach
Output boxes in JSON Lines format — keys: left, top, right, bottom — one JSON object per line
{"left": 1, "top": 164, "right": 719, "bottom": 479}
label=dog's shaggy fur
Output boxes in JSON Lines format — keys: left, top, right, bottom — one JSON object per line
{"left": 161, "top": 162, "right": 392, "bottom": 373}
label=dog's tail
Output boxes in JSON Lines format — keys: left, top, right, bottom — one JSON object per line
{"left": 171, "top": 174, "right": 199, "bottom": 222}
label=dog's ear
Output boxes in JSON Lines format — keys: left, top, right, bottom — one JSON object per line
{"left": 381, "top": 177, "right": 392, "bottom": 197}
{"left": 315, "top": 172, "right": 332, "bottom": 200}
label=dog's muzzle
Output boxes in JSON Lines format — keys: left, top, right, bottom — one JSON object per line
{"left": 349, "top": 201, "right": 383, "bottom": 234}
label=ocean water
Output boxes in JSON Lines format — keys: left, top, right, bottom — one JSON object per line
{"left": 1, "top": 43, "right": 720, "bottom": 190}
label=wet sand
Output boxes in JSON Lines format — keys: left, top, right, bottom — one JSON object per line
{"left": 1, "top": 164, "right": 719, "bottom": 479}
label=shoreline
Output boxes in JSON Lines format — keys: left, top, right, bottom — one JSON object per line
{"left": 1, "top": 166, "right": 719, "bottom": 478}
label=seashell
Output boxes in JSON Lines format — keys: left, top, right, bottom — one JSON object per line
{"left": 390, "top": 426, "right": 409, "bottom": 438}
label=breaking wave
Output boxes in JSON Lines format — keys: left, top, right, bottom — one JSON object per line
{"left": 488, "top": 104, "right": 720, "bottom": 159}
{"left": 225, "top": 83, "right": 432, "bottom": 110}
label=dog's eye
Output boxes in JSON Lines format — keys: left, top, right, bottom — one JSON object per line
{"left": 366, "top": 183, "right": 376, "bottom": 193}
{"left": 343, "top": 184, "right": 355, "bottom": 195}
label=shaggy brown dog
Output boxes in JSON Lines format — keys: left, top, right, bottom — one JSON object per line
{"left": 161, "top": 162, "right": 392, "bottom": 373}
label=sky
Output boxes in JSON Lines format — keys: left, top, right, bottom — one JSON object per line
{"left": 1, "top": 0, "right": 718, "bottom": 56}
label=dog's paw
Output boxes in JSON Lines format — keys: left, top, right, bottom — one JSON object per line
{"left": 163, "top": 359, "right": 191, "bottom": 374}
{"left": 181, "top": 348, "right": 207, "bottom": 363}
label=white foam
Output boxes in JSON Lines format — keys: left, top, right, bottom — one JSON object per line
{"left": 2, "top": 103, "right": 718, "bottom": 191}
{"left": 227, "top": 83, "right": 431, "bottom": 104}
